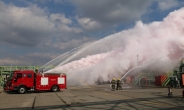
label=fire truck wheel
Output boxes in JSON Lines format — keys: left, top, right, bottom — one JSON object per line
{"left": 51, "top": 85, "right": 58, "bottom": 92}
{"left": 18, "top": 86, "right": 27, "bottom": 94}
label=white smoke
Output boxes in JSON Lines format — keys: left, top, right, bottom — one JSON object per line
{"left": 47, "top": 7, "right": 184, "bottom": 85}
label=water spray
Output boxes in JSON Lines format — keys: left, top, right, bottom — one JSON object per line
{"left": 39, "top": 43, "right": 87, "bottom": 72}
{"left": 120, "top": 57, "right": 163, "bottom": 81}
{"left": 40, "top": 8, "right": 184, "bottom": 85}
{"left": 43, "top": 41, "right": 96, "bottom": 73}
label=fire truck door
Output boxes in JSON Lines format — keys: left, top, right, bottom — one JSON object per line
{"left": 15, "top": 73, "right": 23, "bottom": 86}
{"left": 26, "top": 73, "right": 34, "bottom": 87}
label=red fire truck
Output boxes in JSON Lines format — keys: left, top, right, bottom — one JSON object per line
{"left": 4, "top": 70, "right": 67, "bottom": 94}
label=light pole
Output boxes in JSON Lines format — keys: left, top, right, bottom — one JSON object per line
{"left": 137, "top": 54, "right": 139, "bottom": 66}
{"left": 137, "top": 54, "right": 141, "bottom": 85}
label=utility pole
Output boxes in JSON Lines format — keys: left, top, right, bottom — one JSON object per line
{"left": 137, "top": 54, "right": 141, "bottom": 85}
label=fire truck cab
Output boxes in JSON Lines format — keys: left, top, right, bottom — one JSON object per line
{"left": 4, "top": 70, "right": 67, "bottom": 94}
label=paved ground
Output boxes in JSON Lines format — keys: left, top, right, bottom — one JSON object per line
{"left": 0, "top": 84, "right": 184, "bottom": 110}
{"left": 0, "top": 87, "right": 3, "bottom": 94}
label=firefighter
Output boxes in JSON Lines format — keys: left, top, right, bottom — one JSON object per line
{"left": 168, "top": 85, "right": 172, "bottom": 98}
{"left": 3, "top": 78, "right": 6, "bottom": 87}
{"left": 35, "top": 68, "right": 38, "bottom": 73}
{"left": 116, "top": 78, "right": 122, "bottom": 90}
{"left": 111, "top": 78, "right": 116, "bottom": 91}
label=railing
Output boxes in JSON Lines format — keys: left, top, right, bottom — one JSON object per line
{"left": 0, "top": 66, "right": 39, "bottom": 75}
{"left": 134, "top": 73, "right": 145, "bottom": 85}
{"left": 0, "top": 66, "right": 39, "bottom": 87}
{"left": 0, "top": 66, "right": 37, "bottom": 71}
{"left": 133, "top": 71, "right": 173, "bottom": 86}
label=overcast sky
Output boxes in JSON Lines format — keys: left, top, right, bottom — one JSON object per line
{"left": 0, "top": 0, "right": 184, "bottom": 66}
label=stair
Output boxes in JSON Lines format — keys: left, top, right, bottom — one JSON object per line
{"left": 161, "top": 72, "right": 172, "bottom": 87}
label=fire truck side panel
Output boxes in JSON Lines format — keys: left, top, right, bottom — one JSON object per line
{"left": 35, "top": 75, "right": 66, "bottom": 91}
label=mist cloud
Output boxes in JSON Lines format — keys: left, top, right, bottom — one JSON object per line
{"left": 48, "top": 7, "right": 184, "bottom": 85}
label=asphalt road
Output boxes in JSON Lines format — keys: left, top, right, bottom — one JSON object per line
{"left": 0, "top": 84, "right": 184, "bottom": 110}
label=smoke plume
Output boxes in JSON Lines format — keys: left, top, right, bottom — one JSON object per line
{"left": 48, "top": 7, "right": 184, "bottom": 85}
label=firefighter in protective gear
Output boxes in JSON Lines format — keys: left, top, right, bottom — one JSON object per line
{"left": 116, "top": 78, "right": 122, "bottom": 90}
{"left": 111, "top": 78, "right": 116, "bottom": 91}
{"left": 35, "top": 68, "right": 38, "bottom": 73}
{"left": 168, "top": 85, "right": 172, "bottom": 98}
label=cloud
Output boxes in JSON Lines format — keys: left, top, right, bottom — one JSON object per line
{"left": 50, "top": 14, "right": 72, "bottom": 24}
{"left": 77, "top": 17, "right": 101, "bottom": 30}
{"left": 0, "top": 2, "right": 51, "bottom": 47}
{"left": 32, "top": 0, "right": 64, "bottom": 4}
{"left": 53, "top": 0, "right": 64, "bottom": 4}
{"left": 71, "top": 0, "right": 153, "bottom": 31}
{"left": 157, "top": 0, "right": 180, "bottom": 11}
{"left": 52, "top": 37, "right": 93, "bottom": 50}
{"left": 0, "top": 52, "right": 59, "bottom": 66}
{"left": 0, "top": 1, "right": 82, "bottom": 48}
{"left": 33, "top": 0, "right": 51, "bottom": 4}
{"left": 0, "top": 1, "right": 94, "bottom": 65}
{"left": 1, "top": 0, "right": 183, "bottom": 67}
